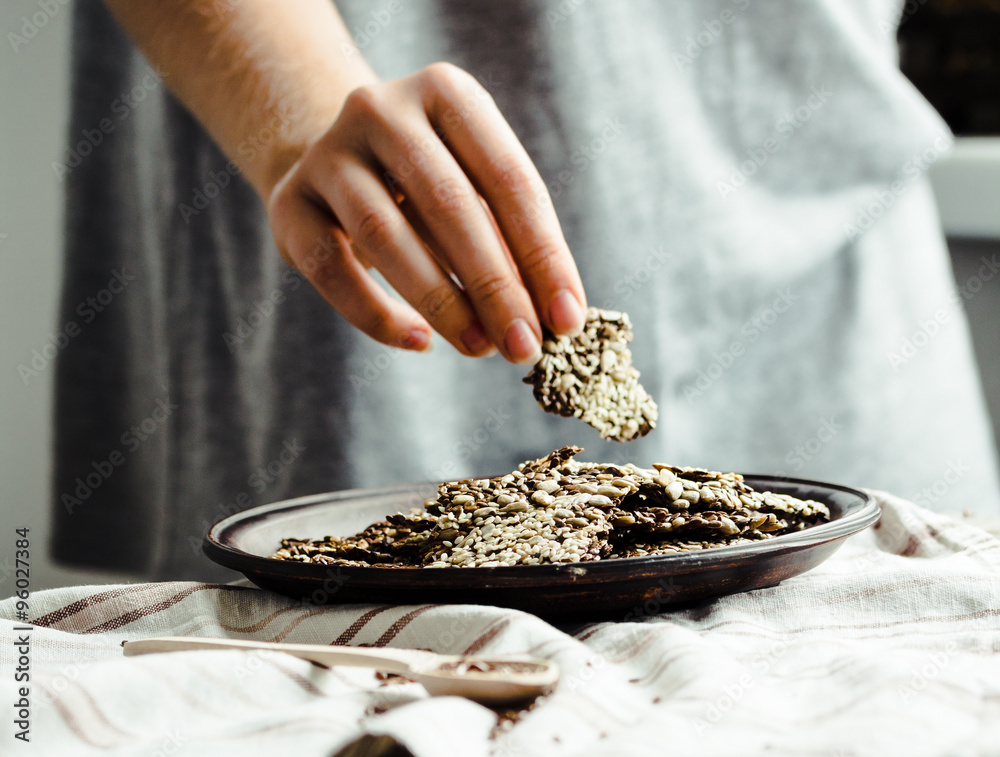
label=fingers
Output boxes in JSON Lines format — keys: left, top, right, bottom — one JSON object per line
{"left": 361, "top": 106, "right": 545, "bottom": 363}
{"left": 418, "top": 63, "right": 587, "bottom": 337}
{"left": 267, "top": 65, "right": 586, "bottom": 364}
{"left": 268, "top": 184, "right": 433, "bottom": 352}
{"left": 394, "top": 194, "right": 507, "bottom": 358}
{"left": 395, "top": 192, "right": 455, "bottom": 276}
{"left": 298, "top": 157, "right": 497, "bottom": 357}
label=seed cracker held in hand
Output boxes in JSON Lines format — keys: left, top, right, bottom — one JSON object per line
{"left": 523, "top": 308, "right": 658, "bottom": 442}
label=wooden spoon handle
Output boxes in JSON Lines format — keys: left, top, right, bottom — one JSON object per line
{"left": 122, "top": 636, "right": 440, "bottom": 675}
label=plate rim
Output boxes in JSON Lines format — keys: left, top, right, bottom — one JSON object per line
{"left": 203, "top": 475, "right": 880, "bottom": 579}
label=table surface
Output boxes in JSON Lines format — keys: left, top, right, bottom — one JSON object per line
{"left": 2, "top": 489, "right": 999, "bottom": 757}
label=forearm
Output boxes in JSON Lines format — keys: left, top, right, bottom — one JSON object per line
{"left": 102, "top": 0, "right": 377, "bottom": 200}
{"left": 103, "top": 0, "right": 586, "bottom": 362}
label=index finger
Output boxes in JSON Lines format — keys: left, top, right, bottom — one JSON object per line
{"left": 420, "top": 64, "right": 587, "bottom": 337}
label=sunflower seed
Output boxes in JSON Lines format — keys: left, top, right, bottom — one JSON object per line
{"left": 272, "top": 446, "right": 830, "bottom": 568}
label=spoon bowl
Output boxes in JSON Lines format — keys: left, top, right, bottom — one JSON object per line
{"left": 416, "top": 658, "right": 560, "bottom": 704}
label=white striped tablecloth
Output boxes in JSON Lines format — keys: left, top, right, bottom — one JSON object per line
{"left": 2, "top": 490, "right": 1000, "bottom": 756}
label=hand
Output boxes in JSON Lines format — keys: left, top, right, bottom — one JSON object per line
{"left": 266, "top": 62, "right": 587, "bottom": 363}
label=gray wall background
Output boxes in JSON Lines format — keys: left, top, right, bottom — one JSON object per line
{"left": 2, "top": 1, "right": 999, "bottom": 592}
{"left": 1, "top": 0, "right": 138, "bottom": 593}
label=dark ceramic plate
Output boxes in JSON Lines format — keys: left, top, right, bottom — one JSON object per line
{"left": 204, "top": 476, "right": 879, "bottom": 621}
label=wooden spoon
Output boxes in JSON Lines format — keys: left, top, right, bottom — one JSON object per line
{"left": 122, "top": 636, "right": 558, "bottom": 705}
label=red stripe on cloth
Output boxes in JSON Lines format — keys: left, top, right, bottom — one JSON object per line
{"left": 270, "top": 608, "right": 330, "bottom": 642}
{"left": 334, "top": 607, "right": 397, "bottom": 645}
{"left": 606, "top": 629, "right": 665, "bottom": 664}
{"left": 217, "top": 605, "right": 308, "bottom": 635}
{"left": 82, "top": 584, "right": 223, "bottom": 634}
{"left": 33, "top": 583, "right": 246, "bottom": 632}
{"left": 575, "top": 625, "right": 608, "bottom": 643}
{"left": 374, "top": 605, "right": 442, "bottom": 647}
{"left": 37, "top": 679, "right": 134, "bottom": 748}
{"left": 679, "top": 606, "right": 1000, "bottom": 637}
{"left": 270, "top": 659, "right": 327, "bottom": 696}
{"left": 462, "top": 618, "right": 510, "bottom": 656}
{"left": 74, "top": 679, "right": 136, "bottom": 737}
{"left": 33, "top": 586, "right": 160, "bottom": 629}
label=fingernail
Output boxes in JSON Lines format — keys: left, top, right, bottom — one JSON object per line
{"left": 401, "top": 329, "right": 433, "bottom": 352}
{"left": 549, "top": 289, "right": 585, "bottom": 335}
{"left": 504, "top": 318, "right": 542, "bottom": 365}
{"left": 461, "top": 321, "right": 493, "bottom": 355}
